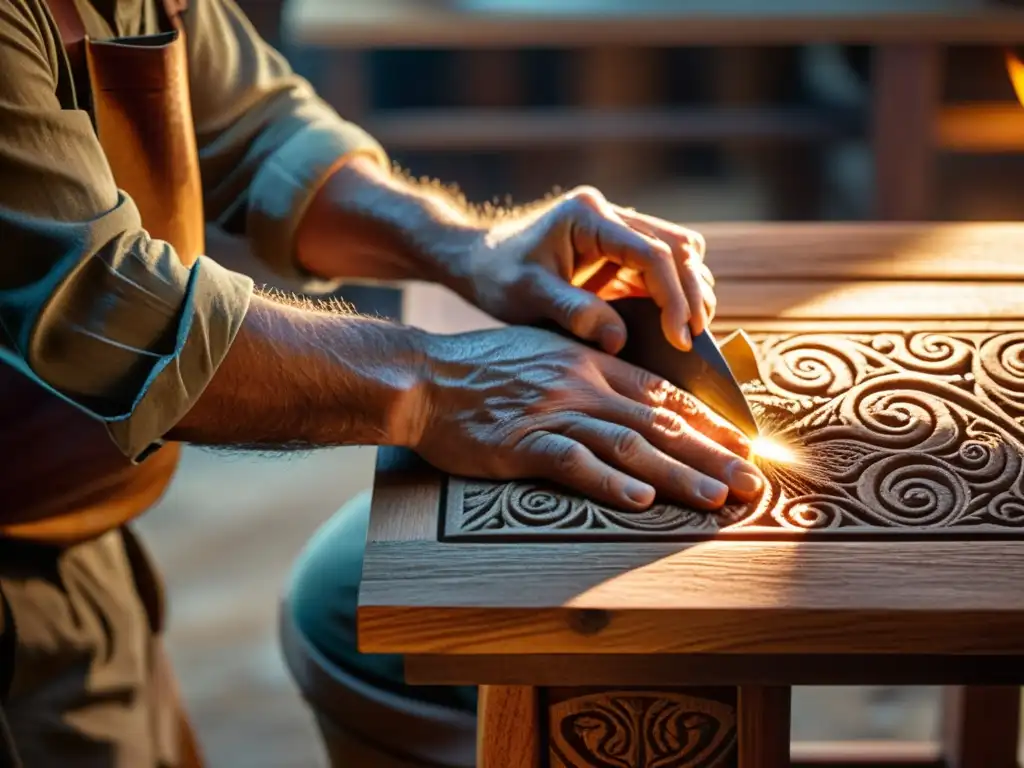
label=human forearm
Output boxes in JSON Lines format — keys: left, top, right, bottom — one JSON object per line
{"left": 167, "top": 292, "right": 428, "bottom": 450}
{"left": 294, "top": 154, "right": 486, "bottom": 286}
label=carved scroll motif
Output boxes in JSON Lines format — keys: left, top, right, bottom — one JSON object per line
{"left": 549, "top": 691, "right": 736, "bottom": 768}
{"left": 445, "top": 331, "right": 1024, "bottom": 539}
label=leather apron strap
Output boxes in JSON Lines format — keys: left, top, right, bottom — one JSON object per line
{"left": 45, "top": 0, "right": 189, "bottom": 111}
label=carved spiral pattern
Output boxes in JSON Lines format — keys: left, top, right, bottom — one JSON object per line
{"left": 975, "top": 333, "right": 1024, "bottom": 421}
{"left": 772, "top": 496, "right": 851, "bottom": 530}
{"left": 550, "top": 692, "right": 736, "bottom": 768}
{"left": 880, "top": 333, "right": 974, "bottom": 375}
{"left": 448, "top": 331, "right": 1024, "bottom": 539}
{"left": 991, "top": 492, "right": 1024, "bottom": 524}
{"left": 461, "top": 482, "right": 715, "bottom": 534}
{"left": 860, "top": 456, "right": 968, "bottom": 527}
{"left": 761, "top": 337, "right": 863, "bottom": 397}
{"left": 505, "top": 485, "right": 577, "bottom": 528}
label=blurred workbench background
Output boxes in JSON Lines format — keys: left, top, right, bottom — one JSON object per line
{"left": 137, "top": 0, "right": 1024, "bottom": 764}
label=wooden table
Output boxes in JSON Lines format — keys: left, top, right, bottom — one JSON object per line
{"left": 364, "top": 222, "right": 1024, "bottom": 766}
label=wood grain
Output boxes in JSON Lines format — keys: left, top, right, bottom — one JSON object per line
{"left": 358, "top": 539, "right": 1024, "bottom": 655}
{"left": 697, "top": 223, "right": 1024, "bottom": 281}
{"left": 710, "top": 281, "right": 1024, "bottom": 320}
{"left": 290, "top": 0, "right": 1024, "bottom": 48}
{"left": 366, "top": 447, "right": 441, "bottom": 543}
{"left": 739, "top": 686, "right": 791, "bottom": 768}
{"left": 941, "top": 685, "right": 1021, "bottom": 768}
{"left": 477, "top": 685, "right": 541, "bottom": 768}
{"left": 404, "top": 653, "right": 1024, "bottom": 687}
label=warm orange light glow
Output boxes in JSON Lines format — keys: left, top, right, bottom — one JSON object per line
{"left": 751, "top": 436, "right": 797, "bottom": 465}
{"left": 1007, "top": 50, "right": 1024, "bottom": 107}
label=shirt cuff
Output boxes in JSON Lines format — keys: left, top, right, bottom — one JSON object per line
{"left": 105, "top": 257, "right": 254, "bottom": 461}
{"left": 246, "top": 117, "right": 388, "bottom": 285}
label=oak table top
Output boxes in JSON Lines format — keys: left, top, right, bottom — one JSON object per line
{"left": 360, "top": 222, "right": 1024, "bottom": 685}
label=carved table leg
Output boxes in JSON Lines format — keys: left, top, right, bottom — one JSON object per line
{"left": 739, "top": 686, "right": 792, "bottom": 767}
{"left": 477, "top": 685, "right": 541, "bottom": 768}
{"left": 942, "top": 685, "right": 1021, "bottom": 768}
{"left": 547, "top": 686, "right": 738, "bottom": 767}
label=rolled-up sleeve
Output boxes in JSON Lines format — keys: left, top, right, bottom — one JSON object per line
{"left": 186, "top": 0, "right": 388, "bottom": 281}
{"left": 0, "top": 0, "right": 253, "bottom": 460}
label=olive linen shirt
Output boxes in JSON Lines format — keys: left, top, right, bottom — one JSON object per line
{"left": 0, "top": 0, "right": 387, "bottom": 459}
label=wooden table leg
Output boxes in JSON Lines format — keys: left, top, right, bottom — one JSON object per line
{"left": 942, "top": 685, "right": 1021, "bottom": 768}
{"left": 477, "top": 685, "right": 541, "bottom": 768}
{"left": 872, "top": 44, "right": 942, "bottom": 221}
{"left": 739, "top": 686, "right": 792, "bottom": 768}
{"left": 546, "top": 687, "right": 738, "bottom": 766}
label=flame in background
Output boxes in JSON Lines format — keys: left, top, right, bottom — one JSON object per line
{"left": 1007, "top": 49, "right": 1024, "bottom": 106}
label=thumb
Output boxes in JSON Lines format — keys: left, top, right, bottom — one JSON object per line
{"left": 530, "top": 268, "right": 627, "bottom": 354}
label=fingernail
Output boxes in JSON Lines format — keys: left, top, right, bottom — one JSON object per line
{"left": 697, "top": 477, "right": 728, "bottom": 505}
{"left": 625, "top": 480, "right": 655, "bottom": 505}
{"left": 600, "top": 324, "right": 626, "bottom": 353}
{"left": 695, "top": 306, "right": 708, "bottom": 334}
{"left": 679, "top": 325, "right": 692, "bottom": 351}
{"left": 729, "top": 460, "right": 764, "bottom": 495}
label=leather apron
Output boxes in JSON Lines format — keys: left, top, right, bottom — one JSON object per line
{"left": 0, "top": 0, "right": 203, "bottom": 545}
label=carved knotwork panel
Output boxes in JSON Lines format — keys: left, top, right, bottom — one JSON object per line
{"left": 444, "top": 331, "right": 1024, "bottom": 540}
{"left": 548, "top": 688, "right": 737, "bottom": 768}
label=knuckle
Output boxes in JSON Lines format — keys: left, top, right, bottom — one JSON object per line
{"left": 612, "top": 428, "right": 645, "bottom": 460}
{"left": 640, "top": 376, "right": 674, "bottom": 407}
{"left": 572, "top": 349, "right": 601, "bottom": 375}
{"left": 645, "top": 238, "right": 673, "bottom": 263}
{"left": 629, "top": 401, "right": 656, "bottom": 426}
{"left": 685, "top": 230, "right": 707, "bottom": 256}
{"left": 651, "top": 406, "right": 687, "bottom": 438}
{"left": 555, "top": 441, "right": 588, "bottom": 474}
{"left": 669, "top": 388, "right": 703, "bottom": 418}
{"left": 569, "top": 185, "right": 606, "bottom": 210}
{"left": 670, "top": 463, "right": 699, "bottom": 491}
{"left": 562, "top": 296, "right": 593, "bottom": 327}
{"left": 678, "top": 244, "right": 700, "bottom": 267}
{"left": 599, "top": 471, "right": 619, "bottom": 500}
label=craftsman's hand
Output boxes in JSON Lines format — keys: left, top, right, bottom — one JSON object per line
{"left": 297, "top": 158, "right": 711, "bottom": 352}
{"left": 458, "top": 187, "right": 714, "bottom": 354}
{"left": 408, "top": 326, "right": 761, "bottom": 510}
